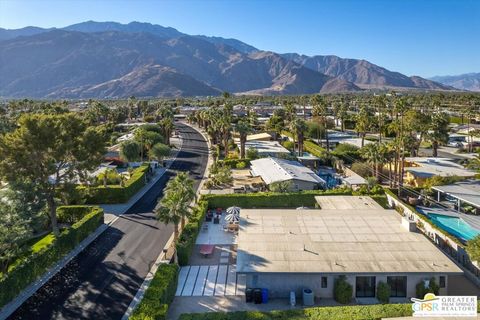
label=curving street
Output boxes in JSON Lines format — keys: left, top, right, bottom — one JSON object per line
{"left": 8, "top": 122, "right": 208, "bottom": 320}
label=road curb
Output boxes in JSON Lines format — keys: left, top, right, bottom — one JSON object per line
{"left": 0, "top": 136, "right": 184, "bottom": 320}
{"left": 121, "top": 121, "right": 212, "bottom": 320}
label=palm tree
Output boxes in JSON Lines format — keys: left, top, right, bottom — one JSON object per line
{"left": 155, "top": 172, "right": 195, "bottom": 241}
{"left": 217, "top": 116, "right": 231, "bottom": 158}
{"left": 355, "top": 106, "right": 372, "bottom": 148}
{"left": 312, "top": 95, "right": 329, "bottom": 150}
{"left": 159, "top": 117, "right": 174, "bottom": 145}
{"left": 428, "top": 112, "right": 449, "bottom": 157}
{"left": 290, "top": 118, "right": 307, "bottom": 156}
{"left": 360, "top": 143, "right": 381, "bottom": 180}
{"left": 236, "top": 120, "right": 252, "bottom": 159}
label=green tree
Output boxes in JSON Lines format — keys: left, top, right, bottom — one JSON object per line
{"left": 264, "top": 114, "right": 284, "bottom": 140}
{"left": 155, "top": 172, "right": 195, "bottom": 242}
{"left": 376, "top": 281, "right": 391, "bottom": 304}
{"left": 466, "top": 235, "right": 480, "bottom": 263}
{"left": 246, "top": 147, "right": 259, "bottom": 160}
{"left": 0, "top": 113, "right": 105, "bottom": 236}
{"left": 269, "top": 180, "right": 293, "bottom": 193}
{"left": 334, "top": 275, "right": 353, "bottom": 304}
{"left": 120, "top": 140, "right": 142, "bottom": 163}
{"left": 149, "top": 143, "right": 171, "bottom": 163}
{"left": 427, "top": 112, "right": 449, "bottom": 157}
{"left": 290, "top": 117, "right": 307, "bottom": 156}
{"left": 236, "top": 120, "right": 252, "bottom": 159}
{"left": 355, "top": 106, "right": 373, "bottom": 147}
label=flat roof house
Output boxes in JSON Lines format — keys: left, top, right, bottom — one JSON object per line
{"left": 250, "top": 157, "right": 325, "bottom": 191}
{"left": 403, "top": 157, "right": 476, "bottom": 187}
{"left": 236, "top": 196, "right": 462, "bottom": 301}
{"left": 243, "top": 140, "right": 290, "bottom": 157}
{"left": 432, "top": 180, "right": 480, "bottom": 215}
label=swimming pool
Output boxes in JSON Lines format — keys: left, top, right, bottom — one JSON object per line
{"left": 428, "top": 213, "right": 480, "bottom": 241}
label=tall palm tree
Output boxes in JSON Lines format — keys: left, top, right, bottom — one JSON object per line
{"left": 217, "top": 116, "right": 231, "bottom": 158}
{"left": 428, "top": 112, "right": 449, "bottom": 157}
{"left": 355, "top": 106, "right": 372, "bottom": 148}
{"left": 155, "top": 172, "right": 195, "bottom": 241}
{"left": 311, "top": 95, "right": 329, "bottom": 150}
{"left": 290, "top": 118, "right": 307, "bottom": 156}
{"left": 236, "top": 120, "right": 252, "bottom": 159}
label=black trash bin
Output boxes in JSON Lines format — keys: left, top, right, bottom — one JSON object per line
{"left": 245, "top": 288, "right": 253, "bottom": 303}
{"left": 253, "top": 288, "right": 262, "bottom": 304}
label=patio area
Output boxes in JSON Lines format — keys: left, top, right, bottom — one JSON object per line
{"left": 196, "top": 210, "right": 239, "bottom": 245}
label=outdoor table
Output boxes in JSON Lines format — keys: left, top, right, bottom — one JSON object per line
{"left": 200, "top": 244, "right": 214, "bottom": 257}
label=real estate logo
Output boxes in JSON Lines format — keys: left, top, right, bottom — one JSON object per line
{"left": 412, "top": 293, "right": 477, "bottom": 317}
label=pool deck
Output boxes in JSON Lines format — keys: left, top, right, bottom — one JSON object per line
{"left": 417, "top": 206, "right": 480, "bottom": 231}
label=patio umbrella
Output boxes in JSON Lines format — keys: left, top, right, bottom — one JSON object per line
{"left": 226, "top": 206, "right": 241, "bottom": 216}
{"left": 225, "top": 213, "right": 240, "bottom": 223}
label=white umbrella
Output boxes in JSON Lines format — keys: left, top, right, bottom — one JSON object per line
{"left": 226, "top": 206, "right": 241, "bottom": 216}
{"left": 225, "top": 213, "right": 240, "bottom": 223}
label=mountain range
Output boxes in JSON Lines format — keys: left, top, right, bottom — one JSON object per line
{"left": 429, "top": 73, "right": 480, "bottom": 92}
{"left": 0, "top": 21, "right": 457, "bottom": 98}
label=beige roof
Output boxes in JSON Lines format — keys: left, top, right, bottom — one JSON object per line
{"left": 237, "top": 196, "right": 463, "bottom": 275}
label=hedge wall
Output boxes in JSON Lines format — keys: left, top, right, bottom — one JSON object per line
{"left": 79, "top": 165, "right": 149, "bottom": 204}
{"left": 202, "top": 188, "right": 353, "bottom": 209}
{"left": 176, "top": 201, "right": 208, "bottom": 266}
{"left": 179, "top": 303, "right": 412, "bottom": 320}
{"left": 130, "top": 263, "right": 179, "bottom": 320}
{"left": 0, "top": 206, "right": 104, "bottom": 309}
{"left": 218, "top": 159, "right": 252, "bottom": 168}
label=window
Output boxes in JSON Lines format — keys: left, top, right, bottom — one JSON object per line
{"left": 356, "top": 276, "right": 376, "bottom": 298}
{"left": 439, "top": 276, "right": 446, "bottom": 288}
{"left": 387, "top": 276, "right": 407, "bottom": 297}
{"left": 321, "top": 276, "right": 328, "bottom": 288}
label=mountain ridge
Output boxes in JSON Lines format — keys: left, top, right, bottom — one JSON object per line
{"left": 0, "top": 21, "right": 458, "bottom": 98}
{"left": 429, "top": 73, "right": 480, "bottom": 92}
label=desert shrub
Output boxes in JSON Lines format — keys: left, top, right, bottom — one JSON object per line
{"left": 416, "top": 277, "right": 440, "bottom": 298}
{"left": 333, "top": 275, "right": 353, "bottom": 304}
{"left": 376, "top": 281, "right": 391, "bottom": 303}
{"left": 235, "top": 161, "right": 247, "bottom": 169}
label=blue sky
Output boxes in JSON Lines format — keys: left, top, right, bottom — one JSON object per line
{"left": 0, "top": 0, "right": 478, "bottom": 77}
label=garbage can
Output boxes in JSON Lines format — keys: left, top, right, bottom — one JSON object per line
{"left": 303, "top": 288, "right": 314, "bottom": 306}
{"left": 245, "top": 288, "right": 253, "bottom": 303}
{"left": 253, "top": 288, "right": 262, "bottom": 304}
{"left": 261, "top": 288, "right": 269, "bottom": 303}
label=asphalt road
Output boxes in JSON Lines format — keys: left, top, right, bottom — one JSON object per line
{"left": 8, "top": 122, "right": 208, "bottom": 320}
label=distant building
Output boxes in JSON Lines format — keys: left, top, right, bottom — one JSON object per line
{"left": 250, "top": 157, "right": 325, "bottom": 191}
{"left": 243, "top": 140, "right": 290, "bottom": 158}
{"left": 237, "top": 196, "right": 462, "bottom": 300}
{"left": 403, "top": 157, "right": 476, "bottom": 187}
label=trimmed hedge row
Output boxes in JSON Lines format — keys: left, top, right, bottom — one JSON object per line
{"left": 218, "top": 159, "right": 252, "bottom": 168}
{"left": 203, "top": 188, "right": 353, "bottom": 209}
{"left": 130, "top": 263, "right": 179, "bottom": 320}
{"left": 304, "top": 140, "right": 327, "bottom": 158}
{"left": 178, "top": 303, "right": 412, "bottom": 320}
{"left": 176, "top": 201, "right": 208, "bottom": 266}
{"left": 0, "top": 206, "right": 104, "bottom": 309}
{"left": 79, "top": 165, "right": 149, "bottom": 204}
{"left": 57, "top": 205, "right": 96, "bottom": 224}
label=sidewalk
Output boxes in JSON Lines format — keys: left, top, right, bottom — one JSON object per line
{"left": 101, "top": 135, "right": 183, "bottom": 222}
{"left": 0, "top": 135, "right": 184, "bottom": 320}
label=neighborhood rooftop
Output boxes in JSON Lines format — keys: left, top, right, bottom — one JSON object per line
{"left": 250, "top": 157, "right": 325, "bottom": 185}
{"left": 242, "top": 140, "right": 290, "bottom": 156}
{"left": 432, "top": 180, "right": 480, "bottom": 208}
{"left": 405, "top": 157, "right": 476, "bottom": 178}
{"left": 236, "top": 196, "right": 462, "bottom": 275}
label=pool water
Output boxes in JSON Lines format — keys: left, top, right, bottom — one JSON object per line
{"left": 428, "top": 213, "right": 480, "bottom": 241}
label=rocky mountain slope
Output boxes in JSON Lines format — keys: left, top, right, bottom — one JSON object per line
{"left": 0, "top": 21, "right": 455, "bottom": 98}
{"left": 429, "top": 73, "right": 480, "bottom": 92}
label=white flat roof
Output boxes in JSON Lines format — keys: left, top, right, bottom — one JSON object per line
{"left": 237, "top": 196, "right": 462, "bottom": 275}
{"left": 432, "top": 180, "right": 480, "bottom": 208}
{"left": 339, "top": 138, "right": 373, "bottom": 148}
{"left": 405, "top": 157, "right": 475, "bottom": 178}
{"left": 244, "top": 140, "right": 290, "bottom": 155}
{"left": 250, "top": 157, "right": 325, "bottom": 185}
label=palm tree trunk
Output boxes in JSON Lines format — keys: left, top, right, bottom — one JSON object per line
{"left": 181, "top": 218, "right": 185, "bottom": 231}
{"left": 240, "top": 136, "right": 246, "bottom": 159}
{"left": 174, "top": 223, "right": 179, "bottom": 243}
{"left": 47, "top": 195, "right": 60, "bottom": 236}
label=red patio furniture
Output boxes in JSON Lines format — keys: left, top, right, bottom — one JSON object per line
{"left": 200, "top": 244, "right": 215, "bottom": 257}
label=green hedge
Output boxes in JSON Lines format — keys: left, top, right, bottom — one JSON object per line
{"left": 218, "top": 159, "right": 252, "bottom": 168}
{"left": 0, "top": 206, "right": 104, "bottom": 308}
{"left": 57, "top": 205, "right": 96, "bottom": 224}
{"left": 79, "top": 165, "right": 149, "bottom": 204}
{"left": 203, "top": 188, "right": 352, "bottom": 209}
{"left": 178, "top": 303, "right": 412, "bottom": 320}
{"left": 304, "top": 140, "right": 327, "bottom": 158}
{"left": 130, "top": 263, "right": 179, "bottom": 320}
{"left": 176, "top": 201, "right": 208, "bottom": 266}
